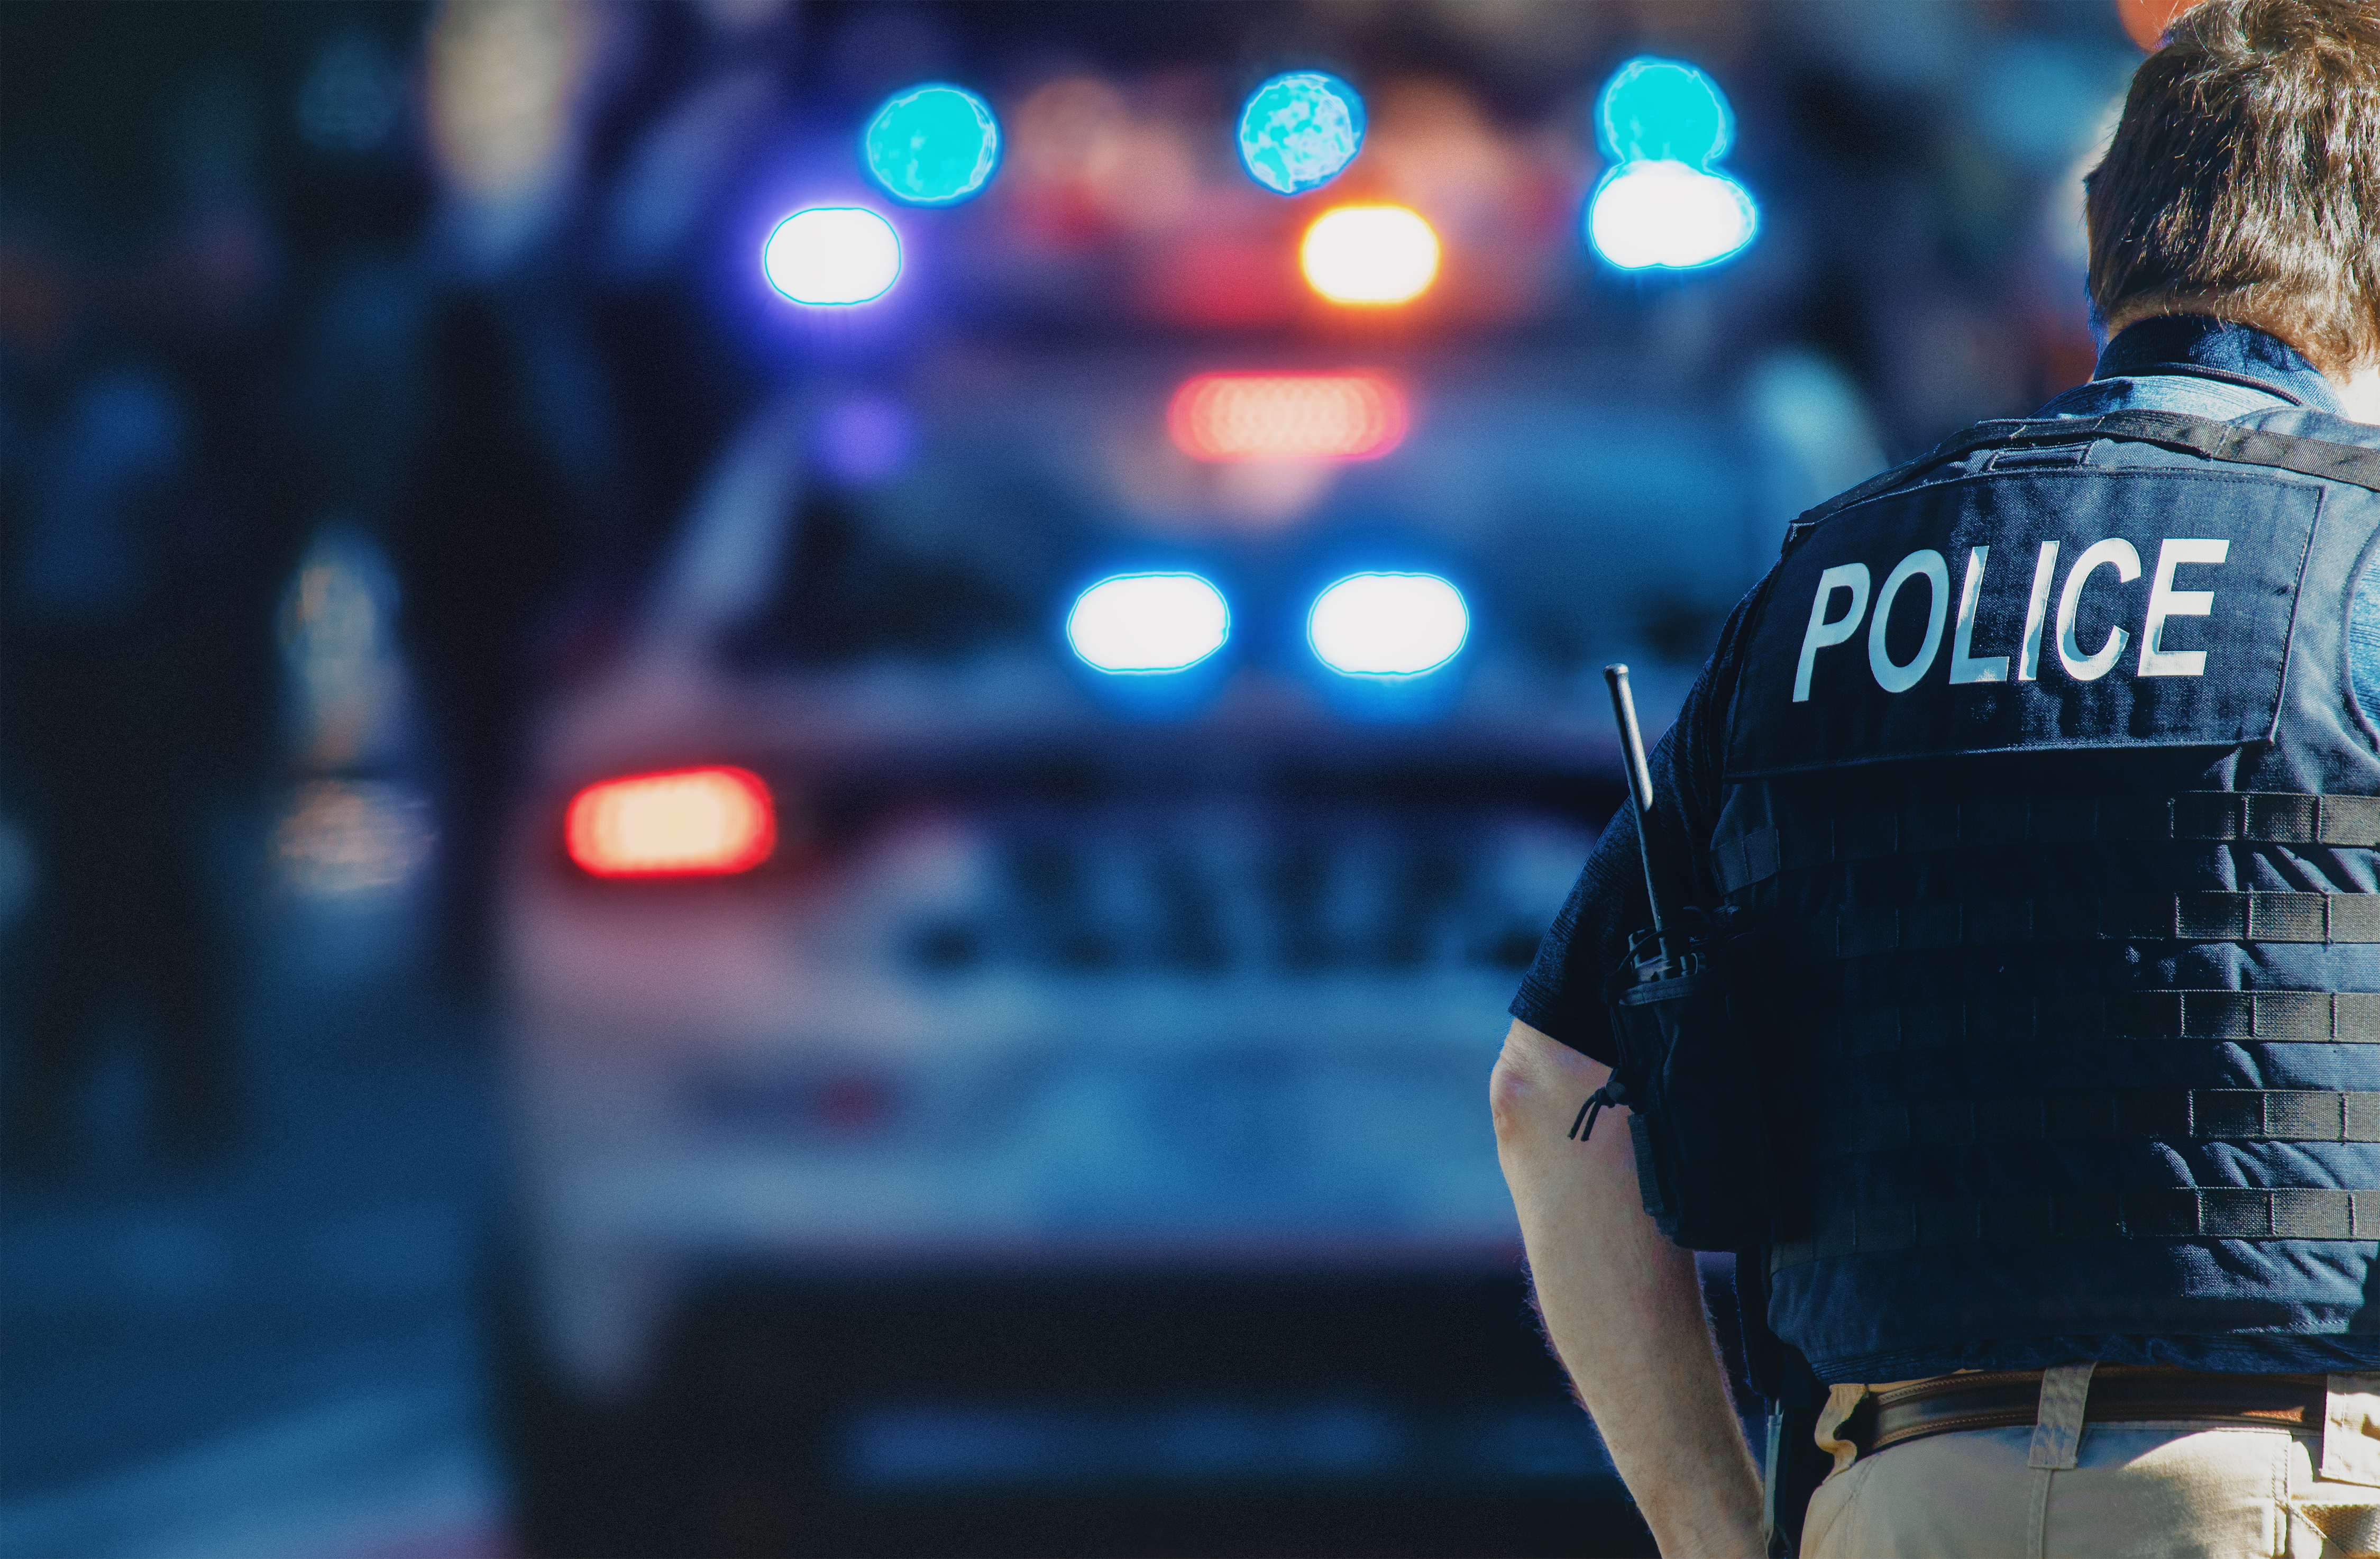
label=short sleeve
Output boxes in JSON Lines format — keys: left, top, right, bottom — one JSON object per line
{"left": 1506, "top": 576, "right": 1770, "bottom": 1063}
{"left": 1508, "top": 805, "right": 1644, "bottom": 1064}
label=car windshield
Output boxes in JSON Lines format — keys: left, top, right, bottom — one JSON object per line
{"left": 726, "top": 486, "right": 1035, "bottom": 668}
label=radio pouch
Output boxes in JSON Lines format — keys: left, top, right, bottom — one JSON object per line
{"left": 1576, "top": 910, "right": 1776, "bottom": 1253}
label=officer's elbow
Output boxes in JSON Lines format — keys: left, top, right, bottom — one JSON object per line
{"left": 1491, "top": 1019, "right": 1603, "bottom": 1146}
{"left": 1489, "top": 1049, "right": 1535, "bottom": 1146}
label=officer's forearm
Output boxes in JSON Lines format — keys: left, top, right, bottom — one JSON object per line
{"left": 1491, "top": 1019, "right": 1763, "bottom": 1559}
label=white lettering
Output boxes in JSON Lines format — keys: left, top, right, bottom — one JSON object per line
{"left": 2017, "top": 541, "right": 2058, "bottom": 682}
{"left": 1793, "top": 563, "right": 1871, "bottom": 703}
{"left": 1868, "top": 549, "right": 1950, "bottom": 694}
{"left": 2056, "top": 537, "right": 2142, "bottom": 682}
{"left": 1948, "top": 545, "right": 2008, "bottom": 685}
{"left": 2138, "top": 537, "right": 2229, "bottom": 678}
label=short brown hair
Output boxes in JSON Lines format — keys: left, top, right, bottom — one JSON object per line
{"left": 2085, "top": 0, "right": 2380, "bottom": 372}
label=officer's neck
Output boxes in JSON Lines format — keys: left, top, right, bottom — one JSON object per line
{"left": 2335, "top": 361, "right": 2380, "bottom": 425}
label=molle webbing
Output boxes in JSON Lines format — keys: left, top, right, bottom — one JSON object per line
{"left": 1772, "top": 1188, "right": 2380, "bottom": 1269}
{"left": 1813, "top": 1089, "right": 2380, "bottom": 1159}
{"left": 1818, "top": 990, "right": 2380, "bottom": 1057}
{"left": 1713, "top": 793, "right": 2380, "bottom": 896}
{"left": 1793, "top": 892, "right": 2380, "bottom": 960}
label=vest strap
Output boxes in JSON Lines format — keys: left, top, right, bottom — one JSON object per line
{"left": 1715, "top": 794, "right": 2380, "bottom": 895}
{"left": 1819, "top": 990, "right": 2380, "bottom": 1056}
{"left": 1795, "top": 892, "right": 2380, "bottom": 959}
{"left": 1772, "top": 1187, "right": 2380, "bottom": 1269}
{"left": 1788, "top": 408, "right": 2380, "bottom": 544}
{"left": 1813, "top": 1089, "right": 2380, "bottom": 1157}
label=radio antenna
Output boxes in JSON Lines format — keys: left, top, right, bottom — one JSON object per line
{"left": 1605, "top": 664, "right": 1673, "bottom": 972}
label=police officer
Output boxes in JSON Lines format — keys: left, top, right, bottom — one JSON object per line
{"left": 1492, "top": 3, "right": 2380, "bottom": 1553}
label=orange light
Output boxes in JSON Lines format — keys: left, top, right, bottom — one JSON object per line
{"left": 2118, "top": 0, "right": 2202, "bottom": 49}
{"left": 1167, "top": 372, "right": 1409, "bottom": 462}
{"left": 1299, "top": 205, "right": 1440, "bottom": 305}
{"left": 565, "top": 767, "right": 776, "bottom": 878}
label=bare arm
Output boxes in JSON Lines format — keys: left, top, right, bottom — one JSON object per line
{"left": 1490, "top": 1018, "right": 1763, "bottom": 1558}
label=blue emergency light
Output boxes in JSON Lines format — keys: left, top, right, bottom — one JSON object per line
{"left": 863, "top": 83, "right": 1002, "bottom": 206}
{"left": 1236, "top": 71, "right": 1366, "bottom": 196}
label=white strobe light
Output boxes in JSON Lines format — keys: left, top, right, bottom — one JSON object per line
{"left": 1067, "top": 573, "right": 1231, "bottom": 673}
{"left": 1308, "top": 572, "right": 1468, "bottom": 677}
{"left": 1586, "top": 159, "right": 1757, "bottom": 271}
{"left": 762, "top": 206, "right": 902, "bottom": 305}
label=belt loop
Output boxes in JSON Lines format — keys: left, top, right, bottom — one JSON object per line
{"left": 2028, "top": 1361, "right": 2095, "bottom": 1471}
{"left": 2321, "top": 1374, "right": 2380, "bottom": 1487}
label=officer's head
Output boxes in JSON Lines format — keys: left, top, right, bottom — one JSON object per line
{"left": 2085, "top": 0, "right": 2380, "bottom": 391}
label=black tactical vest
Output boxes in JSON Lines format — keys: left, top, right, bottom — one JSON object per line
{"left": 1711, "top": 409, "right": 2380, "bottom": 1382}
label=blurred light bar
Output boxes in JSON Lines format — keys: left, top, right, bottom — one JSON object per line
{"left": 763, "top": 207, "right": 902, "bottom": 305}
{"left": 566, "top": 767, "right": 776, "bottom": 877}
{"left": 1309, "top": 572, "right": 1468, "bottom": 677}
{"left": 1067, "top": 573, "right": 1230, "bottom": 673}
{"left": 1167, "top": 372, "right": 1408, "bottom": 462}
{"left": 1301, "top": 205, "right": 1440, "bottom": 305}
{"left": 1237, "top": 71, "right": 1366, "bottom": 195}
{"left": 865, "top": 82, "right": 1002, "bottom": 205}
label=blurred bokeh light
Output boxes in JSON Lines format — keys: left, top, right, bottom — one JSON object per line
{"left": 1065, "top": 572, "right": 1232, "bottom": 672}
{"left": 814, "top": 394, "right": 919, "bottom": 485}
{"left": 1167, "top": 373, "right": 1408, "bottom": 462}
{"left": 1236, "top": 71, "right": 1367, "bottom": 196}
{"left": 762, "top": 205, "right": 902, "bottom": 304}
{"left": 1587, "top": 56, "right": 1757, "bottom": 271}
{"left": 1587, "top": 160, "right": 1758, "bottom": 270}
{"left": 1309, "top": 573, "right": 1470, "bottom": 677}
{"left": 425, "top": 0, "right": 603, "bottom": 264}
{"left": 1597, "top": 57, "right": 1733, "bottom": 164}
{"left": 864, "top": 83, "right": 1002, "bottom": 206}
{"left": 274, "top": 780, "right": 438, "bottom": 898}
{"left": 564, "top": 768, "right": 777, "bottom": 878}
{"left": 1300, "top": 204, "right": 1440, "bottom": 304}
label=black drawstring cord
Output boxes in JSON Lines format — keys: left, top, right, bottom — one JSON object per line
{"left": 1570, "top": 1086, "right": 1617, "bottom": 1142}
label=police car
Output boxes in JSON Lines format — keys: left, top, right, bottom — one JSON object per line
{"left": 489, "top": 369, "right": 1761, "bottom": 1556}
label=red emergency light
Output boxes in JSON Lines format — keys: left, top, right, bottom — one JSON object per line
{"left": 565, "top": 766, "right": 776, "bottom": 878}
{"left": 1167, "top": 372, "right": 1408, "bottom": 462}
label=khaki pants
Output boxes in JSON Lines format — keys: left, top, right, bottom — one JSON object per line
{"left": 1801, "top": 1370, "right": 2380, "bottom": 1558}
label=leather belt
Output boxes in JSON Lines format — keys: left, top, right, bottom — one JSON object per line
{"left": 1847, "top": 1366, "right": 2326, "bottom": 1457}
